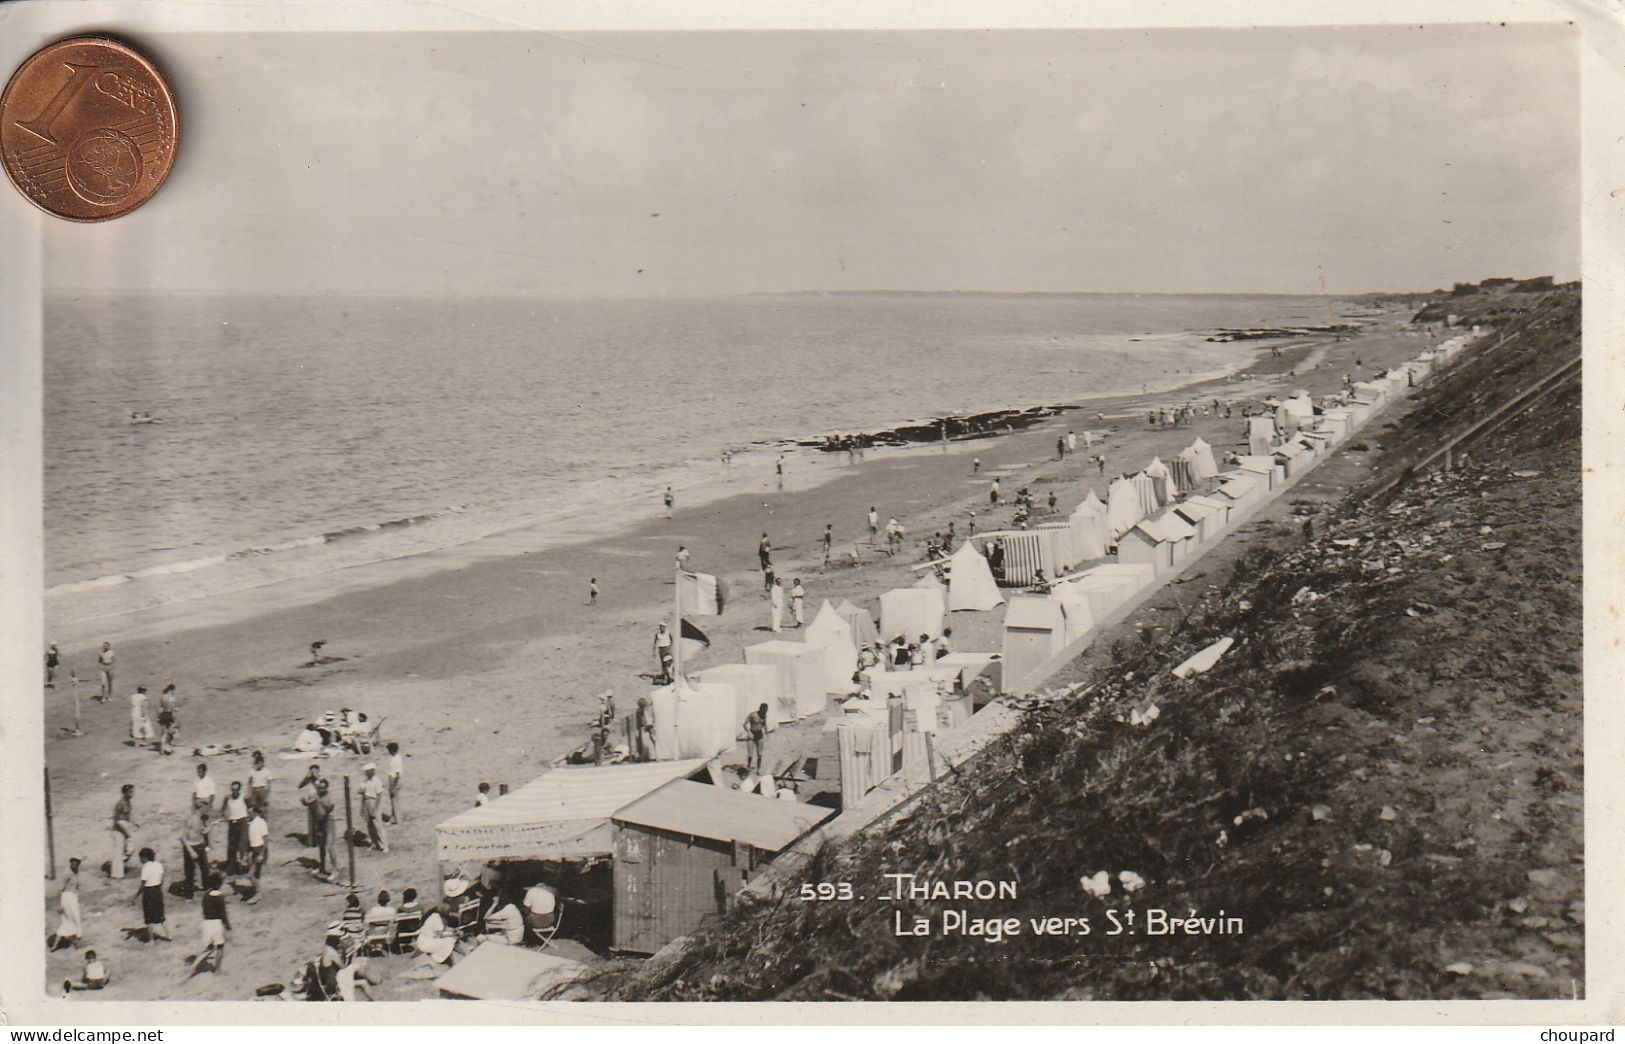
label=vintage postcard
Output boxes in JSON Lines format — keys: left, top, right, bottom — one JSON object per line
{"left": 0, "top": 0, "right": 1618, "bottom": 1027}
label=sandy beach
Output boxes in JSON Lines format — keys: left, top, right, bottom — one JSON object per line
{"left": 40, "top": 308, "right": 1433, "bottom": 1000}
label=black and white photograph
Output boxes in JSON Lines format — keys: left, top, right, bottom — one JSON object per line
{"left": 0, "top": 0, "right": 1615, "bottom": 1024}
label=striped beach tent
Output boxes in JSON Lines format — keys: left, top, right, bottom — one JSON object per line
{"left": 981, "top": 529, "right": 1060, "bottom": 587}
{"left": 1132, "top": 472, "right": 1160, "bottom": 517}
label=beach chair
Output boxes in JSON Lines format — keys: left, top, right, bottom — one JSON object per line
{"left": 390, "top": 909, "right": 423, "bottom": 955}
{"left": 446, "top": 893, "right": 483, "bottom": 936}
{"left": 359, "top": 917, "right": 395, "bottom": 957}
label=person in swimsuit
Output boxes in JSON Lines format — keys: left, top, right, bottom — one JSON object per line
{"left": 97, "top": 642, "right": 115, "bottom": 702}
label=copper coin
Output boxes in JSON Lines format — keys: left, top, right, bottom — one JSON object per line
{"left": 1, "top": 36, "right": 179, "bottom": 221}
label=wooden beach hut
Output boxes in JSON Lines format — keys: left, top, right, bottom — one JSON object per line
{"left": 1183, "top": 494, "right": 1233, "bottom": 535}
{"left": 611, "top": 780, "right": 834, "bottom": 955}
{"left": 435, "top": 759, "right": 709, "bottom": 866}
{"left": 1173, "top": 497, "right": 1225, "bottom": 543}
{"left": 1001, "top": 596, "right": 1068, "bottom": 692}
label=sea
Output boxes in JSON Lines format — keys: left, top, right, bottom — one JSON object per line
{"left": 43, "top": 291, "right": 1351, "bottom": 622}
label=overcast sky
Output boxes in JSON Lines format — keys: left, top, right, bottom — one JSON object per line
{"left": 47, "top": 25, "right": 1578, "bottom": 296}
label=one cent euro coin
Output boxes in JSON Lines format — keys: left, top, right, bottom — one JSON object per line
{"left": 1, "top": 36, "right": 179, "bottom": 221}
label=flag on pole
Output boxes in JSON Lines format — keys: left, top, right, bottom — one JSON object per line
{"left": 677, "top": 570, "right": 727, "bottom": 616}
{"left": 679, "top": 618, "right": 710, "bottom": 656}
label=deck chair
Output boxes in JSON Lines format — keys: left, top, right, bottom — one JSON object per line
{"left": 446, "top": 894, "right": 483, "bottom": 936}
{"left": 359, "top": 917, "right": 395, "bottom": 957}
{"left": 390, "top": 909, "right": 423, "bottom": 954}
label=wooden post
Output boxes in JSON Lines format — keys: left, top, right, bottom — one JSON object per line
{"left": 343, "top": 774, "right": 357, "bottom": 889}
{"left": 44, "top": 767, "right": 56, "bottom": 880}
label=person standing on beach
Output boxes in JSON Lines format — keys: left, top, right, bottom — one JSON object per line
{"left": 775, "top": 457, "right": 784, "bottom": 490}
{"left": 128, "top": 685, "right": 153, "bottom": 746}
{"left": 110, "top": 784, "right": 137, "bottom": 879}
{"left": 770, "top": 578, "right": 785, "bottom": 632}
{"left": 653, "top": 624, "right": 674, "bottom": 682}
{"left": 589, "top": 577, "right": 599, "bottom": 605}
{"left": 968, "top": 511, "right": 977, "bottom": 537}
{"left": 743, "top": 703, "right": 768, "bottom": 774}
{"left": 973, "top": 458, "right": 980, "bottom": 475}
{"left": 179, "top": 805, "right": 211, "bottom": 895}
{"left": 191, "top": 762, "right": 217, "bottom": 813}
{"left": 51, "top": 857, "right": 83, "bottom": 950}
{"left": 134, "top": 848, "right": 172, "bottom": 942}
{"left": 663, "top": 486, "right": 674, "bottom": 519}
{"left": 758, "top": 532, "right": 772, "bottom": 572}
{"left": 674, "top": 545, "right": 690, "bottom": 571}
{"left": 385, "top": 742, "right": 404, "bottom": 824}
{"left": 635, "top": 698, "right": 656, "bottom": 762}
{"left": 223, "top": 781, "right": 250, "bottom": 873}
{"left": 1067, "top": 430, "right": 1077, "bottom": 454}
{"left": 867, "top": 507, "right": 878, "bottom": 539}
{"left": 156, "top": 684, "right": 179, "bottom": 755}
{"left": 1056, "top": 435, "right": 1066, "bottom": 460}
{"left": 360, "top": 763, "right": 389, "bottom": 853}
{"left": 247, "top": 750, "right": 271, "bottom": 817}
{"left": 311, "top": 781, "right": 335, "bottom": 876}
{"left": 990, "top": 479, "right": 1000, "bottom": 507}
{"left": 45, "top": 642, "right": 59, "bottom": 689}
{"left": 821, "top": 524, "right": 833, "bottom": 567}
{"left": 97, "top": 642, "right": 115, "bottom": 702}
{"left": 298, "top": 766, "right": 322, "bottom": 847}
{"left": 790, "top": 579, "right": 806, "bottom": 627}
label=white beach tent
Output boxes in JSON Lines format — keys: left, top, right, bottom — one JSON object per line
{"left": 1069, "top": 493, "right": 1109, "bottom": 561}
{"left": 879, "top": 585, "right": 946, "bottom": 643}
{"left": 834, "top": 599, "right": 881, "bottom": 650}
{"left": 435, "top": 759, "right": 708, "bottom": 864}
{"left": 804, "top": 601, "right": 858, "bottom": 694}
{"left": 1001, "top": 596, "right": 1067, "bottom": 693}
{"left": 1105, "top": 476, "right": 1142, "bottom": 537}
{"left": 1247, "top": 416, "right": 1278, "bottom": 455}
{"left": 947, "top": 542, "right": 1004, "bottom": 612}
{"left": 651, "top": 680, "right": 740, "bottom": 761}
{"left": 1187, "top": 438, "right": 1218, "bottom": 481}
{"left": 693, "top": 663, "right": 783, "bottom": 732}
{"left": 744, "top": 640, "right": 828, "bottom": 721}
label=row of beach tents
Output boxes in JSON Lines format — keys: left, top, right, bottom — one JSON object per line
{"left": 997, "top": 330, "right": 1480, "bottom": 694}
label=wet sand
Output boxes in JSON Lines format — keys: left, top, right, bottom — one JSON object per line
{"left": 41, "top": 308, "right": 1433, "bottom": 1000}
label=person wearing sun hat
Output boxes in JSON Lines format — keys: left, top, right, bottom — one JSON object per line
{"left": 359, "top": 763, "right": 388, "bottom": 853}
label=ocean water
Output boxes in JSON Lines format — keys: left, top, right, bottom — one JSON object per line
{"left": 43, "top": 292, "right": 1346, "bottom": 619}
